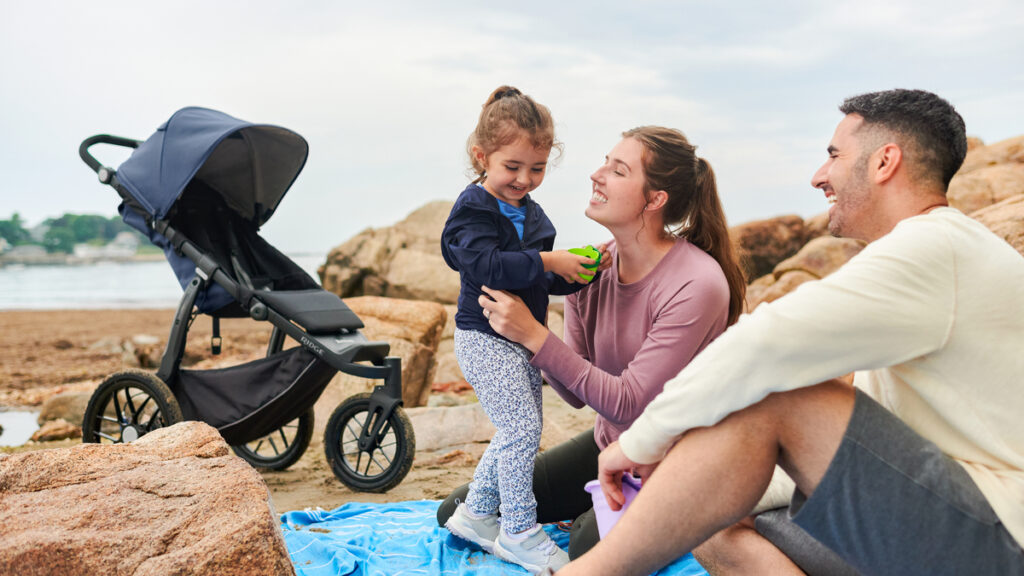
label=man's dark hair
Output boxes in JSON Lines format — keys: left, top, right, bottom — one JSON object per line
{"left": 840, "top": 89, "right": 967, "bottom": 188}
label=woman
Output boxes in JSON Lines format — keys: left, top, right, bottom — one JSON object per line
{"left": 437, "top": 126, "right": 746, "bottom": 559}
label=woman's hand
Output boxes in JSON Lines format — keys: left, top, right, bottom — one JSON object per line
{"left": 541, "top": 250, "right": 596, "bottom": 284}
{"left": 479, "top": 286, "right": 550, "bottom": 353}
{"left": 595, "top": 242, "right": 613, "bottom": 273}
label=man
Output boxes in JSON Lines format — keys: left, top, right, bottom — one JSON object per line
{"left": 555, "top": 89, "right": 1024, "bottom": 575}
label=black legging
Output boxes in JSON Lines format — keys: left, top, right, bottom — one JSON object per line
{"left": 437, "top": 428, "right": 603, "bottom": 559}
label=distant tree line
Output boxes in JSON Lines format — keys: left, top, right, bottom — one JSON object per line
{"left": 0, "top": 212, "right": 142, "bottom": 254}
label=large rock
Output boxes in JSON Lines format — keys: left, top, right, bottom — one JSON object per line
{"left": 345, "top": 296, "right": 447, "bottom": 408}
{"left": 729, "top": 215, "right": 808, "bottom": 280}
{"left": 311, "top": 296, "right": 447, "bottom": 436}
{"left": 745, "top": 237, "right": 865, "bottom": 310}
{"left": 745, "top": 270, "right": 819, "bottom": 310}
{"left": 970, "top": 194, "right": 1024, "bottom": 257}
{"left": 407, "top": 403, "right": 495, "bottom": 452}
{"left": 0, "top": 421, "right": 293, "bottom": 576}
{"left": 803, "top": 211, "right": 832, "bottom": 241}
{"left": 319, "top": 201, "right": 460, "bottom": 304}
{"left": 29, "top": 418, "right": 81, "bottom": 442}
{"left": 37, "top": 391, "right": 91, "bottom": 426}
{"left": 958, "top": 135, "right": 1024, "bottom": 175}
{"left": 432, "top": 304, "right": 463, "bottom": 385}
{"left": 948, "top": 164, "right": 1024, "bottom": 214}
{"left": 772, "top": 236, "right": 866, "bottom": 279}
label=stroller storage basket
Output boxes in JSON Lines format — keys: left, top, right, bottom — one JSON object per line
{"left": 175, "top": 346, "right": 335, "bottom": 446}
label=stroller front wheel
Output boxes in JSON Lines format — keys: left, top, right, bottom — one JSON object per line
{"left": 230, "top": 408, "right": 314, "bottom": 471}
{"left": 324, "top": 392, "right": 415, "bottom": 493}
{"left": 82, "top": 370, "right": 183, "bottom": 444}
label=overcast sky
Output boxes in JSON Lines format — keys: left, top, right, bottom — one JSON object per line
{"left": 2, "top": 1, "right": 1022, "bottom": 253}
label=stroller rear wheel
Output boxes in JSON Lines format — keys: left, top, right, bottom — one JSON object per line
{"left": 82, "top": 370, "right": 183, "bottom": 444}
{"left": 230, "top": 408, "right": 314, "bottom": 471}
{"left": 325, "top": 392, "right": 415, "bottom": 493}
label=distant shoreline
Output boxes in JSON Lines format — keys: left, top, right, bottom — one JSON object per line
{"left": 0, "top": 252, "right": 167, "bottom": 268}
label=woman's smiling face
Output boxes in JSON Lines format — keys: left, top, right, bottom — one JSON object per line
{"left": 587, "top": 137, "right": 649, "bottom": 229}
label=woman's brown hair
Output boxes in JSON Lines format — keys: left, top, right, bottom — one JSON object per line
{"left": 624, "top": 126, "right": 746, "bottom": 325}
{"left": 467, "top": 85, "right": 563, "bottom": 183}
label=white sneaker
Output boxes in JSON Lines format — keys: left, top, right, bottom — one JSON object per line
{"left": 445, "top": 503, "right": 500, "bottom": 553}
{"left": 493, "top": 525, "right": 569, "bottom": 575}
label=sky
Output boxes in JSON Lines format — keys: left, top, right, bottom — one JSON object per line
{"left": 2, "top": 0, "right": 1022, "bottom": 254}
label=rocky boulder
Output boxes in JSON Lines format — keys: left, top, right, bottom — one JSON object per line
{"left": 971, "top": 194, "right": 1024, "bottom": 257}
{"left": 319, "top": 201, "right": 460, "bottom": 304}
{"left": 958, "top": 135, "right": 1024, "bottom": 175}
{"left": 407, "top": 403, "right": 496, "bottom": 452}
{"left": 345, "top": 296, "right": 447, "bottom": 408}
{"left": 746, "top": 236, "right": 865, "bottom": 310}
{"left": 433, "top": 304, "right": 463, "bottom": 386}
{"left": 947, "top": 164, "right": 1024, "bottom": 214}
{"left": 29, "top": 418, "right": 81, "bottom": 442}
{"left": 312, "top": 296, "right": 447, "bottom": 441}
{"left": 37, "top": 391, "right": 91, "bottom": 426}
{"left": 0, "top": 421, "right": 294, "bottom": 576}
{"left": 773, "top": 236, "right": 866, "bottom": 279}
{"left": 729, "top": 215, "right": 809, "bottom": 280}
{"left": 802, "top": 211, "right": 832, "bottom": 241}
{"left": 746, "top": 270, "right": 818, "bottom": 310}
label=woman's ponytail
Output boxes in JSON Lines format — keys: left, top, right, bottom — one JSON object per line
{"left": 624, "top": 127, "right": 746, "bottom": 325}
{"left": 687, "top": 158, "right": 746, "bottom": 325}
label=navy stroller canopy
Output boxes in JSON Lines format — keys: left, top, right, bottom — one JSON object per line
{"left": 112, "top": 107, "right": 314, "bottom": 315}
{"left": 116, "top": 107, "right": 308, "bottom": 225}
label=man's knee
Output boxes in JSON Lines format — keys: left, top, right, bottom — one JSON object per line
{"left": 692, "top": 521, "right": 759, "bottom": 576}
{"left": 568, "top": 508, "right": 599, "bottom": 560}
{"left": 767, "top": 380, "right": 855, "bottom": 489}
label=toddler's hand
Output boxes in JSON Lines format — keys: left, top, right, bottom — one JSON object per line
{"left": 541, "top": 250, "right": 595, "bottom": 284}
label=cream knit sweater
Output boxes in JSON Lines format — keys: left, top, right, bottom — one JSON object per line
{"left": 620, "top": 207, "right": 1024, "bottom": 546}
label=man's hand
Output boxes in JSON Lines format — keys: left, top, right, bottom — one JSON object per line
{"left": 597, "top": 441, "right": 643, "bottom": 511}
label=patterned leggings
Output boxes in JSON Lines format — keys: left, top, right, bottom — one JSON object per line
{"left": 454, "top": 328, "right": 543, "bottom": 533}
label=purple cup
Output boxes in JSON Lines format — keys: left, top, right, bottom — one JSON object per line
{"left": 583, "top": 474, "right": 642, "bottom": 539}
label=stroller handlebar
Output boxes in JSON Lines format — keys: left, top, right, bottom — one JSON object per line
{"left": 79, "top": 134, "right": 142, "bottom": 182}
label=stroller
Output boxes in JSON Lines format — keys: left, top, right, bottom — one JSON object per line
{"left": 78, "top": 107, "right": 414, "bottom": 492}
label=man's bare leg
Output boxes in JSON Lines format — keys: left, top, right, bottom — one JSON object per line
{"left": 556, "top": 380, "right": 855, "bottom": 576}
{"left": 694, "top": 518, "right": 805, "bottom": 576}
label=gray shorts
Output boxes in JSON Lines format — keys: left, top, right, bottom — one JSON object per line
{"left": 755, "top": 389, "right": 1024, "bottom": 576}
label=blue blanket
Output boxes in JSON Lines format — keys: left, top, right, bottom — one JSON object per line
{"left": 282, "top": 501, "right": 708, "bottom": 575}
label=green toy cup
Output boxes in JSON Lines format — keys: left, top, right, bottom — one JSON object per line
{"left": 568, "top": 245, "right": 602, "bottom": 282}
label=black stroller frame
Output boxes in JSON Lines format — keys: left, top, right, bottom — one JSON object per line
{"left": 77, "top": 111, "right": 415, "bottom": 492}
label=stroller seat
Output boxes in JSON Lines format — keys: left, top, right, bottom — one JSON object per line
{"left": 256, "top": 289, "right": 364, "bottom": 334}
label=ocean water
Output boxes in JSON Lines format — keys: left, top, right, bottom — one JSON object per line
{"left": 0, "top": 410, "right": 40, "bottom": 446}
{"left": 0, "top": 254, "right": 326, "bottom": 310}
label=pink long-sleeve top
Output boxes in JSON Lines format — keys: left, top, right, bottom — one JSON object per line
{"left": 530, "top": 239, "right": 731, "bottom": 450}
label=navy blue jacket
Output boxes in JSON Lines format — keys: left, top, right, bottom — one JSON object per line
{"left": 441, "top": 184, "right": 586, "bottom": 338}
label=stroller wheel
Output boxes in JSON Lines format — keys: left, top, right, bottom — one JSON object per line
{"left": 325, "top": 392, "right": 415, "bottom": 493}
{"left": 82, "top": 370, "right": 183, "bottom": 444}
{"left": 230, "top": 408, "right": 314, "bottom": 471}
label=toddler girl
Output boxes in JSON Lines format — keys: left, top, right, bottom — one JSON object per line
{"left": 441, "top": 85, "right": 604, "bottom": 574}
